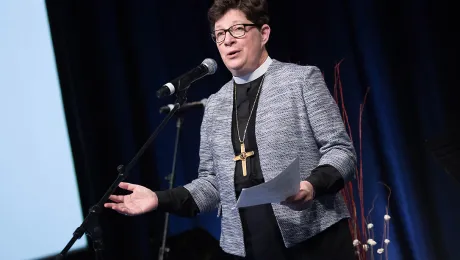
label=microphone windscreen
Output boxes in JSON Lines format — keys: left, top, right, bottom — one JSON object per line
{"left": 202, "top": 58, "right": 217, "bottom": 75}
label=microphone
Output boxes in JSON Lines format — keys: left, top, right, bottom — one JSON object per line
{"left": 159, "top": 98, "right": 208, "bottom": 114}
{"left": 156, "top": 58, "right": 217, "bottom": 98}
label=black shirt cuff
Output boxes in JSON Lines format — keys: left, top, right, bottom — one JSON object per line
{"left": 156, "top": 186, "right": 200, "bottom": 218}
{"left": 305, "top": 165, "right": 345, "bottom": 197}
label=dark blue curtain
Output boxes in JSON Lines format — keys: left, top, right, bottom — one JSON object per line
{"left": 46, "top": 0, "right": 459, "bottom": 259}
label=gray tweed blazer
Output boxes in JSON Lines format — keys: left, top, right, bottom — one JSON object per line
{"left": 184, "top": 59, "right": 356, "bottom": 257}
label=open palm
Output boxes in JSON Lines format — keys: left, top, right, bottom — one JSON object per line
{"left": 104, "top": 182, "right": 158, "bottom": 216}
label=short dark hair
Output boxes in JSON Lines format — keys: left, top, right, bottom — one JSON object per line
{"left": 208, "top": 0, "right": 269, "bottom": 29}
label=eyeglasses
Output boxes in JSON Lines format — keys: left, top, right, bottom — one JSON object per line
{"left": 211, "top": 23, "right": 258, "bottom": 44}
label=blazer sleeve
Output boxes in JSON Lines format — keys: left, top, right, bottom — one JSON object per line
{"left": 183, "top": 95, "right": 221, "bottom": 213}
{"left": 301, "top": 66, "right": 357, "bottom": 183}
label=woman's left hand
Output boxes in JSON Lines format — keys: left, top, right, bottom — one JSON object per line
{"left": 281, "top": 181, "right": 315, "bottom": 211}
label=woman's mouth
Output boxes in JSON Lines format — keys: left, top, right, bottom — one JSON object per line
{"left": 227, "top": 50, "right": 240, "bottom": 58}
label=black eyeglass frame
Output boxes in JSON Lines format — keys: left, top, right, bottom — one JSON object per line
{"left": 211, "top": 23, "right": 260, "bottom": 43}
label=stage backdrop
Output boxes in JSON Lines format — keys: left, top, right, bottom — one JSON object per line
{"left": 0, "top": 1, "right": 87, "bottom": 259}
{"left": 45, "top": 0, "right": 459, "bottom": 259}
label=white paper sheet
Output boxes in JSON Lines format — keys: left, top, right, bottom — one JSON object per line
{"left": 235, "top": 157, "right": 300, "bottom": 209}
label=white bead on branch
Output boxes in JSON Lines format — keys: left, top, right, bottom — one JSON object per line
{"left": 367, "top": 239, "right": 377, "bottom": 246}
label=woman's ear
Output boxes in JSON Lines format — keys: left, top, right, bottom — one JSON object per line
{"left": 260, "top": 24, "right": 271, "bottom": 46}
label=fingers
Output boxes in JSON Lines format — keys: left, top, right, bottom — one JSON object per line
{"left": 104, "top": 203, "right": 132, "bottom": 216}
{"left": 104, "top": 203, "right": 127, "bottom": 214}
{"left": 284, "top": 190, "right": 307, "bottom": 203}
{"left": 119, "top": 182, "right": 136, "bottom": 191}
{"left": 281, "top": 189, "right": 312, "bottom": 211}
{"left": 113, "top": 205, "right": 130, "bottom": 215}
{"left": 108, "top": 194, "right": 125, "bottom": 203}
{"left": 104, "top": 202, "right": 117, "bottom": 208}
{"left": 104, "top": 195, "right": 128, "bottom": 211}
{"left": 103, "top": 195, "right": 124, "bottom": 208}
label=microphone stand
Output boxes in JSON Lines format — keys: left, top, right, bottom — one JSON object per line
{"left": 158, "top": 114, "right": 183, "bottom": 260}
{"left": 56, "top": 88, "right": 189, "bottom": 260}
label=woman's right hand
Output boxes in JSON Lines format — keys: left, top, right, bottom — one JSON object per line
{"left": 104, "top": 182, "right": 158, "bottom": 216}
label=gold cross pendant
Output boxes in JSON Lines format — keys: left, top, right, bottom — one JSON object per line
{"left": 233, "top": 142, "right": 255, "bottom": 176}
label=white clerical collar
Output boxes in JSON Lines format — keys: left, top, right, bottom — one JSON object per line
{"left": 233, "top": 56, "right": 273, "bottom": 84}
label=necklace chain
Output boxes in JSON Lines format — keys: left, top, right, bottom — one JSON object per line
{"left": 234, "top": 75, "right": 265, "bottom": 144}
